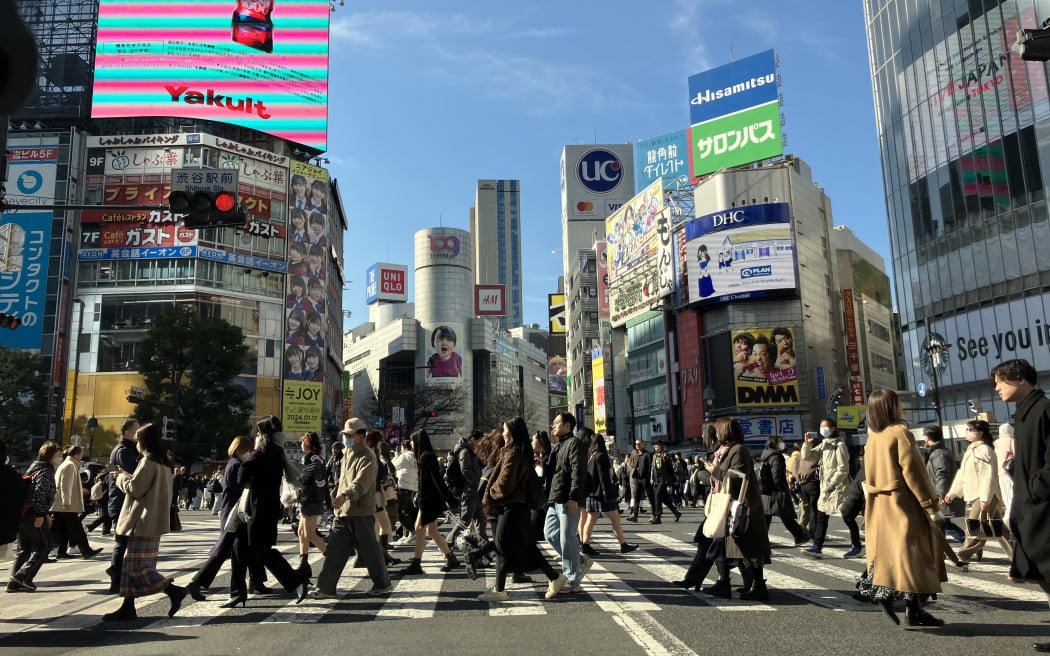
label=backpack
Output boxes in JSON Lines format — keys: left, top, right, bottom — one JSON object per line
{"left": 1, "top": 469, "right": 31, "bottom": 545}
{"left": 207, "top": 477, "right": 222, "bottom": 494}
{"left": 444, "top": 452, "right": 465, "bottom": 498}
{"left": 758, "top": 458, "right": 775, "bottom": 495}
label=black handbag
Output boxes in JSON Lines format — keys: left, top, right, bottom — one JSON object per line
{"left": 966, "top": 513, "right": 1005, "bottom": 538}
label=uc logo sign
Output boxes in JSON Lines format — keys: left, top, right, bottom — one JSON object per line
{"left": 429, "top": 235, "right": 460, "bottom": 256}
{"left": 576, "top": 148, "right": 623, "bottom": 195}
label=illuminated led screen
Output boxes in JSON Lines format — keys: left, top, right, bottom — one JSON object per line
{"left": 91, "top": 0, "right": 330, "bottom": 151}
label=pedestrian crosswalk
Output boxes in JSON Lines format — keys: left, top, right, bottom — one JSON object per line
{"left": 2, "top": 514, "right": 1046, "bottom": 638}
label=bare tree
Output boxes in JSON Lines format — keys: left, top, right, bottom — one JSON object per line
{"left": 386, "top": 383, "right": 470, "bottom": 434}
{"left": 474, "top": 389, "right": 543, "bottom": 434}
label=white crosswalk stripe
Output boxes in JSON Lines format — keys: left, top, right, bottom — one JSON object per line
{"left": 6, "top": 513, "right": 1049, "bottom": 638}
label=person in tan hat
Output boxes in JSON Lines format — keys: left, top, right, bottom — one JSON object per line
{"left": 312, "top": 418, "right": 392, "bottom": 597}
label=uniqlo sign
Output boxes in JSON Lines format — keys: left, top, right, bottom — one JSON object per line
{"left": 475, "top": 284, "right": 506, "bottom": 316}
{"left": 364, "top": 262, "right": 408, "bottom": 304}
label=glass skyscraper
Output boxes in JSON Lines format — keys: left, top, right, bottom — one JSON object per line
{"left": 865, "top": 0, "right": 1050, "bottom": 422}
{"left": 471, "top": 179, "right": 522, "bottom": 330}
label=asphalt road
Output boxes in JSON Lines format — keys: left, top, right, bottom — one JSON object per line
{"left": 1, "top": 507, "right": 1047, "bottom": 656}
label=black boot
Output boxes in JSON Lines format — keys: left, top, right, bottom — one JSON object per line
{"left": 879, "top": 598, "right": 900, "bottom": 626}
{"left": 439, "top": 552, "right": 460, "bottom": 572}
{"left": 165, "top": 582, "right": 187, "bottom": 617}
{"left": 905, "top": 596, "right": 944, "bottom": 627}
{"left": 401, "top": 558, "right": 423, "bottom": 575}
{"left": 736, "top": 565, "right": 755, "bottom": 595}
{"left": 103, "top": 596, "right": 137, "bottom": 622}
{"left": 739, "top": 568, "right": 768, "bottom": 601}
{"left": 701, "top": 563, "right": 731, "bottom": 598}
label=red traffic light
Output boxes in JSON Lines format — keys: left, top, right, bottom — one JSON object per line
{"left": 0, "top": 313, "right": 21, "bottom": 329}
{"left": 429, "top": 411, "right": 438, "bottom": 417}
{"left": 214, "top": 191, "right": 237, "bottom": 213}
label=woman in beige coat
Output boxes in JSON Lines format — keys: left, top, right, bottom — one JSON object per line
{"left": 102, "top": 423, "right": 188, "bottom": 622}
{"left": 857, "top": 389, "right": 946, "bottom": 627}
{"left": 944, "top": 419, "right": 1013, "bottom": 567}
{"left": 50, "top": 445, "right": 101, "bottom": 560}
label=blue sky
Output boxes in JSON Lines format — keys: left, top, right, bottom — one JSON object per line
{"left": 327, "top": 1, "right": 884, "bottom": 329}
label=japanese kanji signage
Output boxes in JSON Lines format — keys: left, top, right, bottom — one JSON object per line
{"left": 633, "top": 130, "right": 691, "bottom": 192}
{"left": 0, "top": 139, "right": 59, "bottom": 349}
{"left": 591, "top": 347, "right": 607, "bottom": 433}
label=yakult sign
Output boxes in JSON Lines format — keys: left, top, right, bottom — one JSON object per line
{"left": 365, "top": 262, "right": 408, "bottom": 304}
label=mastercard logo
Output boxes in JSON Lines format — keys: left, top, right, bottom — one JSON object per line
{"left": 575, "top": 201, "right": 594, "bottom": 213}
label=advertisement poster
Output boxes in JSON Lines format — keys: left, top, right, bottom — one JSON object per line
{"left": 0, "top": 139, "right": 59, "bottom": 349}
{"left": 92, "top": 0, "right": 330, "bottom": 150}
{"left": 609, "top": 267, "right": 660, "bottom": 328}
{"left": 282, "top": 380, "right": 323, "bottom": 432}
{"left": 591, "top": 348, "right": 606, "bottom": 433}
{"left": 595, "top": 241, "right": 610, "bottom": 318}
{"left": 685, "top": 202, "right": 796, "bottom": 306}
{"left": 548, "top": 294, "right": 566, "bottom": 334}
{"left": 633, "top": 130, "right": 691, "bottom": 191}
{"left": 732, "top": 327, "right": 800, "bottom": 406}
{"left": 282, "top": 160, "right": 328, "bottom": 431}
{"left": 548, "top": 356, "right": 567, "bottom": 394}
{"left": 425, "top": 323, "right": 464, "bottom": 385}
{"left": 605, "top": 178, "right": 664, "bottom": 284}
{"left": 689, "top": 101, "right": 783, "bottom": 179}
{"left": 688, "top": 49, "right": 778, "bottom": 125}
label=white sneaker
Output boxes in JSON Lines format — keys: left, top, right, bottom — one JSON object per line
{"left": 579, "top": 557, "right": 594, "bottom": 579}
{"left": 567, "top": 583, "right": 584, "bottom": 593}
{"left": 477, "top": 589, "right": 509, "bottom": 603}
{"left": 545, "top": 574, "right": 568, "bottom": 599}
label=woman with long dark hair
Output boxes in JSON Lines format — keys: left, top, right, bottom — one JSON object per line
{"left": 365, "top": 430, "right": 401, "bottom": 567}
{"left": 103, "top": 423, "right": 187, "bottom": 621}
{"left": 186, "top": 436, "right": 268, "bottom": 600}
{"left": 223, "top": 416, "right": 311, "bottom": 607}
{"left": 944, "top": 418, "right": 1012, "bottom": 569}
{"left": 477, "top": 417, "right": 567, "bottom": 603}
{"left": 401, "top": 429, "right": 460, "bottom": 575}
{"left": 857, "top": 389, "right": 946, "bottom": 627}
{"left": 579, "top": 429, "right": 637, "bottom": 555}
{"left": 296, "top": 432, "right": 328, "bottom": 565}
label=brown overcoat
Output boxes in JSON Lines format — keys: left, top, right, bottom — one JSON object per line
{"left": 864, "top": 424, "right": 946, "bottom": 594}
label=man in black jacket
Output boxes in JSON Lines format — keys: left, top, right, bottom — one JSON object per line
{"left": 446, "top": 430, "right": 487, "bottom": 546}
{"left": 992, "top": 359, "right": 1050, "bottom": 654}
{"left": 626, "top": 440, "right": 653, "bottom": 522}
{"left": 543, "top": 412, "right": 590, "bottom": 594}
{"left": 105, "top": 417, "right": 140, "bottom": 594}
{"left": 649, "top": 441, "right": 681, "bottom": 524}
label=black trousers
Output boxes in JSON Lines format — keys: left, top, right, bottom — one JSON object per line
{"left": 109, "top": 534, "right": 129, "bottom": 588}
{"left": 52, "top": 512, "right": 91, "bottom": 555}
{"left": 651, "top": 481, "right": 677, "bottom": 518}
{"left": 396, "top": 489, "right": 417, "bottom": 537}
{"left": 194, "top": 530, "right": 267, "bottom": 588}
{"left": 9, "top": 516, "right": 51, "bottom": 584}
{"left": 230, "top": 527, "right": 300, "bottom": 597}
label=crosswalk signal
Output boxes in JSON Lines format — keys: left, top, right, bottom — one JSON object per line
{"left": 0, "top": 313, "right": 21, "bottom": 329}
{"left": 169, "top": 188, "right": 244, "bottom": 229}
{"left": 163, "top": 417, "right": 177, "bottom": 440}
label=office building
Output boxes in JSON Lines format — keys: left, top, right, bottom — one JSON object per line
{"left": 471, "top": 179, "right": 522, "bottom": 330}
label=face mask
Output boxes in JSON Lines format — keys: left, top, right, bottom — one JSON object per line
{"left": 819, "top": 427, "right": 832, "bottom": 438}
{"left": 776, "top": 441, "right": 786, "bottom": 452}
{"left": 342, "top": 437, "right": 353, "bottom": 449}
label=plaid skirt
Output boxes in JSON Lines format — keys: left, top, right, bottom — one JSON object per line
{"left": 120, "top": 536, "right": 170, "bottom": 598}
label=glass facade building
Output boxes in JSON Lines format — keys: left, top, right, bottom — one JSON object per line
{"left": 865, "top": 0, "right": 1050, "bottom": 422}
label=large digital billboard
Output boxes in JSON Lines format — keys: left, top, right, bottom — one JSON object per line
{"left": 732, "top": 327, "right": 800, "bottom": 407}
{"left": 91, "top": 0, "right": 330, "bottom": 151}
{"left": 897, "top": 5, "right": 1050, "bottom": 183}
{"left": 690, "top": 102, "right": 783, "bottom": 179}
{"left": 605, "top": 179, "right": 664, "bottom": 284}
{"left": 684, "top": 202, "right": 796, "bottom": 306}
{"left": 688, "top": 49, "right": 778, "bottom": 125}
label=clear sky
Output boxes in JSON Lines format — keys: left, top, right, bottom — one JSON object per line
{"left": 327, "top": 1, "right": 884, "bottom": 330}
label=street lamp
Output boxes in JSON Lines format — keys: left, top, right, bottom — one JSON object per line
{"left": 86, "top": 416, "right": 98, "bottom": 461}
{"left": 703, "top": 386, "right": 716, "bottom": 410}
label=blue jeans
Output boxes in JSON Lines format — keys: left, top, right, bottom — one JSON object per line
{"left": 544, "top": 503, "right": 581, "bottom": 584}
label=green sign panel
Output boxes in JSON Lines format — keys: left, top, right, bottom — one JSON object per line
{"left": 689, "top": 100, "right": 783, "bottom": 178}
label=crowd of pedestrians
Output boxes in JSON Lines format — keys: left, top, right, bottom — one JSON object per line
{"left": 2, "top": 357, "right": 1050, "bottom": 651}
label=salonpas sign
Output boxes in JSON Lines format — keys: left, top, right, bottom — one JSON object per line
{"left": 690, "top": 101, "right": 783, "bottom": 179}
{"left": 609, "top": 267, "right": 660, "bottom": 328}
